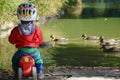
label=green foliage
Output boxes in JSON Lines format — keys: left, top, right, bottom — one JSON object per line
{"left": 64, "top": 0, "right": 83, "bottom": 18}
{"left": 0, "top": 0, "right": 26, "bottom": 25}
{"left": 65, "top": 0, "right": 78, "bottom": 6}
{"left": 81, "top": 1, "right": 120, "bottom": 18}
{"left": 109, "top": 3, "right": 120, "bottom": 9}
{"left": 30, "top": 0, "right": 67, "bottom": 16}
{"left": 0, "top": 0, "right": 67, "bottom": 26}
{"left": 94, "top": 2, "right": 106, "bottom": 17}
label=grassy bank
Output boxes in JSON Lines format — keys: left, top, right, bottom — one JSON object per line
{"left": 0, "top": 18, "right": 120, "bottom": 69}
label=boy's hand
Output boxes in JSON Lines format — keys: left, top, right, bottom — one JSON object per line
{"left": 39, "top": 42, "right": 52, "bottom": 48}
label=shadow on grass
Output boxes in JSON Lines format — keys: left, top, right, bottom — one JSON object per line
{"left": 50, "top": 43, "right": 120, "bottom": 67}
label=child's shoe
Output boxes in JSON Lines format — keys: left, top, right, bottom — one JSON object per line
{"left": 37, "top": 71, "right": 44, "bottom": 79}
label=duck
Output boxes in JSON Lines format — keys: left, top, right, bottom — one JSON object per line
{"left": 50, "top": 35, "right": 68, "bottom": 42}
{"left": 81, "top": 34, "right": 100, "bottom": 40}
{"left": 99, "top": 36, "right": 118, "bottom": 46}
{"left": 100, "top": 45, "right": 120, "bottom": 52}
{"left": 50, "top": 35, "right": 68, "bottom": 47}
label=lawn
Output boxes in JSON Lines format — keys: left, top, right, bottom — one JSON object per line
{"left": 0, "top": 18, "right": 120, "bottom": 69}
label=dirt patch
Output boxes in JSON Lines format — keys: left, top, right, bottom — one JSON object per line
{"left": 0, "top": 67, "right": 120, "bottom": 80}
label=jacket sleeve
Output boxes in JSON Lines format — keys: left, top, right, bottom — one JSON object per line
{"left": 36, "top": 26, "right": 43, "bottom": 45}
{"left": 8, "top": 27, "right": 17, "bottom": 44}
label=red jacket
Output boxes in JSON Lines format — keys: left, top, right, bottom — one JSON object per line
{"left": 9, "top": 25, "right": 43, "bottom": 48}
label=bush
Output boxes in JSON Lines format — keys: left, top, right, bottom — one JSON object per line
{"left": 0, "top": 0, "right": 67, "bottom": 26}
{"left": 63, "top": 0, "right": 83, "bottom": 18}
{"left": 0, "top": 0, "right": 25, "bottom": 25}
{"left": 30, "top": 0, "right": 67, "bottom": 16}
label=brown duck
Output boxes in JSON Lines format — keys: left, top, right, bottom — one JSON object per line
{"left": 100, "top": 45, "right": 120, "bottom": 52}
{"left": 99, "top": 36, "right": 118, "bottom": 46}
{"left": 50, "top": 35, "right": 68, "bottom": 42}
{"left": 82, "top": 34, "right": 99, "bottom": 40}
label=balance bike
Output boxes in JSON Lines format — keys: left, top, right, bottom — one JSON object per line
{"left": 18, "top": 55, "right": 37, "bottom": 80}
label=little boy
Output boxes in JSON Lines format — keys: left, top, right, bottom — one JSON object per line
{"left": 9, "top": 2, "right": 44, "bottom": 79}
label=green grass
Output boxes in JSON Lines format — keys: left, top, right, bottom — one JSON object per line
{"left": 0, "top": 38, "right": 16, "bottom": 69}
{"left": 1, "top": 18, "right": 120, "bottom": 69}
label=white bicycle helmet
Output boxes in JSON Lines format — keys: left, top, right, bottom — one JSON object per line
{"left": 17, "top": 2, "right": 37, "bottom": 21}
